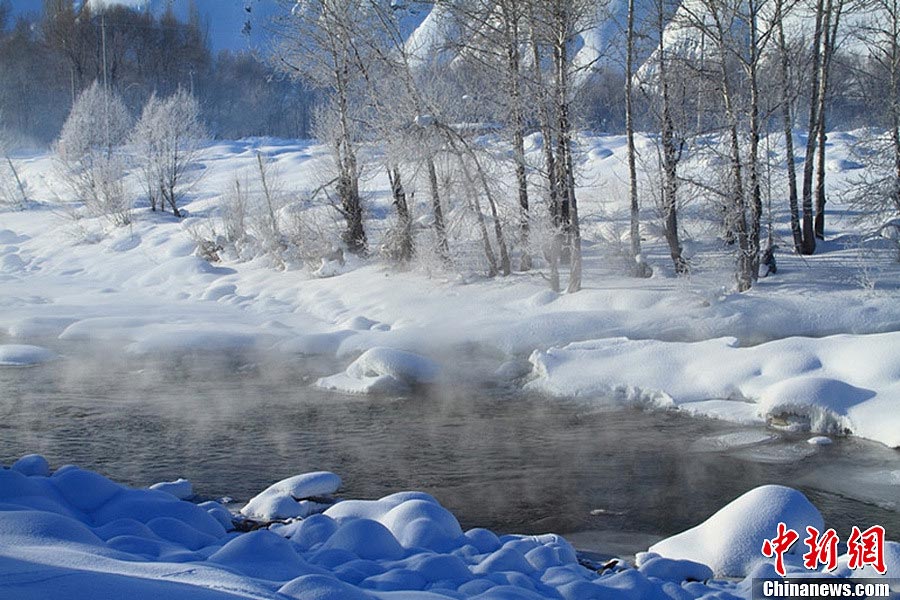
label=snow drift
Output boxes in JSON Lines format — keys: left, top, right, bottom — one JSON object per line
{"left": 0, "top": 456, "right": 896, "bottom": 600}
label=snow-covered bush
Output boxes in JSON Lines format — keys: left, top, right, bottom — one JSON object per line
{"left": 0, "top": 120, "right": 28, "bottom": 209}
{"left": 130, "top": 89, "right": 206, "bottom": 217}
{"left": 55, "top": 82, "right": 133, "bottom": 225}
{"left": 215, "top": 155, "right": 339, "bottom": 269}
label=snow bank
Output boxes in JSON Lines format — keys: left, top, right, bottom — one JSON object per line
{"left": 317, "top": 347, "right": 441, "bottom": 394}
{"left": 527, "top": 332, "right": 900, "bottom": 447}
{"left": 649, "top": 485, "right": 823, "bottom": 577}
{"left": 0, "top": 344, "right": 56, "bottom": 366}
{"left": 0, "top": 457, "right": 893, "bottom": 600}
{"left": 241, "top": 471, "right": 341, "bottom": 521}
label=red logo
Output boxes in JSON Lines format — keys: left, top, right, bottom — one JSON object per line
{"left": 762, "top": 522, "right": 800, "bottom": 576}
{"left": 762, "top": 523, "right": 887, "bottom": 577}
{"left": 847, "top": 525, "right": 887, "bottom": 575}
{"left": 802, "top": 526, "right": 839, "bottom": 572}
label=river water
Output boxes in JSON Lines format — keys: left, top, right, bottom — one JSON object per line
{"left": 1, "top": 344, "right": 899, "bottom": 556}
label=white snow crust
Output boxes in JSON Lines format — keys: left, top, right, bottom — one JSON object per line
{"left": 1, "top": 457, "right": 893, "bottom": 600}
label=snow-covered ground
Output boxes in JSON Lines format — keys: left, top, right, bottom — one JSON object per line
{"left": 2, "top": 133, "right": 899, "bottom": 445}
{"left": 2, "top": 132, "right": 900, "bottom": 596}
{"left": 1, "top": 456, "right": 897, "bottom": 600}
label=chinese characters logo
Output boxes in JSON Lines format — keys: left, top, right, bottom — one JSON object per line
{"left": 761, "top": 523, "right": 886, "bottom": 577}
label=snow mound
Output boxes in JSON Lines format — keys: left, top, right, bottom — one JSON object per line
{"left": 0, "top": 458, "right": 890, "bottom": 599}
{"left": 758, "top": 376, "right": 871, "bottom": 434}
{"left": 807, "top": 436, "right": 833, "bottom": 446}
{"left": 527, "top": 333, "right": 900, "bottom": 447}
{"left": 316, "top": 347, "right": 441, "bottom": 394}
{"left": 324, "top": 493, "right": 464, "bottom": 553}
{"left": 150, "top": 478, "right": 194, "bottom": 500}
{"left": 11, "top": 454, "right": 51, "bottom": 477}
{"left": 0, "top": 344, "right": 56, "bottom": 366}
{"left": 637, "top": 555, "right": 713, "bottom": 582}
{"left": 650, "top": 485, "right": 824, "bottom": 577}
{"left": 241, "top": 471, "right": 341, "bottom": 521}
{"left": 0, "top": 229, "right": 28, "bottom": 244}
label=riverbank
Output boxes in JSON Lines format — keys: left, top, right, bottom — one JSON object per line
{"left": 1, "top": 456, "right": 897, "bottom": 600}
{"left": 2, "top": 134, "right": 900, "bottom": 446}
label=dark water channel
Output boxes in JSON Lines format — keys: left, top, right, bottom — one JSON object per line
{"left": 1, "top": 345, "right": 899, "bottom": 556}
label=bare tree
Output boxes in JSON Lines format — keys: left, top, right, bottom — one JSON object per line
{"left": 639, "top": 0, "right": 690, "bottom": 275}
{"left": 798, "top": 0, "right": 845, "bottom": 253}
{"left": 445, "top": 0, "right": 533, "bottom": 270}
{"left": 843, "top": 0, "right": 900, "bottom": 257}
{"left": 625, "top": 0, "right": 653, "bottom": 277}
{"left": 276, "top": 0, "right": 373, "bottom": 255}
{"left": 524, "top": 0, "right": 598, "bottom": 292}
{"left": 774, "top": 0, "right": 804, "bottom": 252}
{"left": 675, "top": 0, "right": 773, "bottom": 290}
{"left": 130, "top": 88, "right": 207, "bottom": 217}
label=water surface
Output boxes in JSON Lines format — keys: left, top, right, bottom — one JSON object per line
{"left": 1, "top": 344, "right": 898, "bottom": 556}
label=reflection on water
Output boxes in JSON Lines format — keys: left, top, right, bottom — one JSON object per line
{"left": 1, "top": 345, "right": 899, "bottom": 552}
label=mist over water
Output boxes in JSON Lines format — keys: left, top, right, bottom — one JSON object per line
{"left": 1, "top": 341, "right": 898, "bottom": 554}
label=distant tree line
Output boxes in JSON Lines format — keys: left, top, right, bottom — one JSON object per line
{"left": 0, "top": 0, "right": 314, "bottom": 145}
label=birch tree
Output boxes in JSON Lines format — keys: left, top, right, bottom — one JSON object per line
{"left": 524, "top": 0, "right": 598, "bottom": 292}
{"left": 276, "top": 0, "right": 373, "bottom": 255}
{"left": 446, "top": 0, "right": 533, "bottom": 270}
{"left": 625, "top": 0, "right": 653, "bottom": 277}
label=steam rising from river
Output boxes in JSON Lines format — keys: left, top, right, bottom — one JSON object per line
{"left": 2, "top": 341, "right": 899, "bottom": 549}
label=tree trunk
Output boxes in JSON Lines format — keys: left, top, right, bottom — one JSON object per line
{"left": 427, "top": 158, "right": 450, "bottom": 262}
{"left": 528, "top": 6, "right": 561, "bottom": 292}
{"left": 503, "top": 16, "right": 531, "bottom": 271}
{"left": 335, "top": 66, "right": 366, "bottom": 255}
{"left": 388, "top": 167, "right": 414, "bottom": 263}
{"left": 776, "top": 0, "right": 802, "bottom": 253}
{"left": 626, "top": 0, "right": 650, "bottom": 278}
{"left": 713, "top": 15, "right": 751, "bottom": 291}
{"left": 800, "top": 0, "right": 826, "bottom": 255}
{"left": 814, "top": 0, "right": 842, "bottom": 240}
{"left": 553, "top": 11, "right": 581, "bottom": 293}
{"left": 657, "top": 0, "right": 687, "bottom": 275}
{"left": 747, "top": 1, "right": 763, "bottom": 281}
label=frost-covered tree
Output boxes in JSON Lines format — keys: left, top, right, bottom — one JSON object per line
{"left": 639, "top": 0, "right": 691, "bottom": 277}
{"left": 130, "top": 89, "right": 206, "bottom": 217}
{"left": 446, "top": 0, "right": 533, "bottom": 270}
{"left": 275, "top": 0, "right": 376, "bottom": 255}
{"left": 844, "top": 0, "right": 900, "bottom": 253}
{"left": 796, "top": 0, "right": 847, "bottom": 253}
{"left": 524, "top": 0, "right": 599, "bottom": 292}
{"left": 56, "top": 81, "right": 133, "bottom": 224}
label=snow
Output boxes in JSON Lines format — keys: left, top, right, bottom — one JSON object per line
{"left": 1, "top": 130, "right": 900, "bottom": 448}
{"left": 650, "top": 485, "right": 824, "bottom": 578}
{"left": 10, "top": 457, "right": 849, "bottom": 599}
{"left": 0, "top": 123, "right": 898, "bottom": 595}
{"left": 150, "top": 479, "right": 194, "bottom": 500}
{"left": 241, "top": 472, "right": 342, "bottom": 521}
{"left": 526, "top": 333, "right": 900, "bottom": 447}
{"left": 317, "top": 347, "right": 442, "bottom": 395}
{"left": 0, "top": 344, "right": 56, "bottom": 366}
